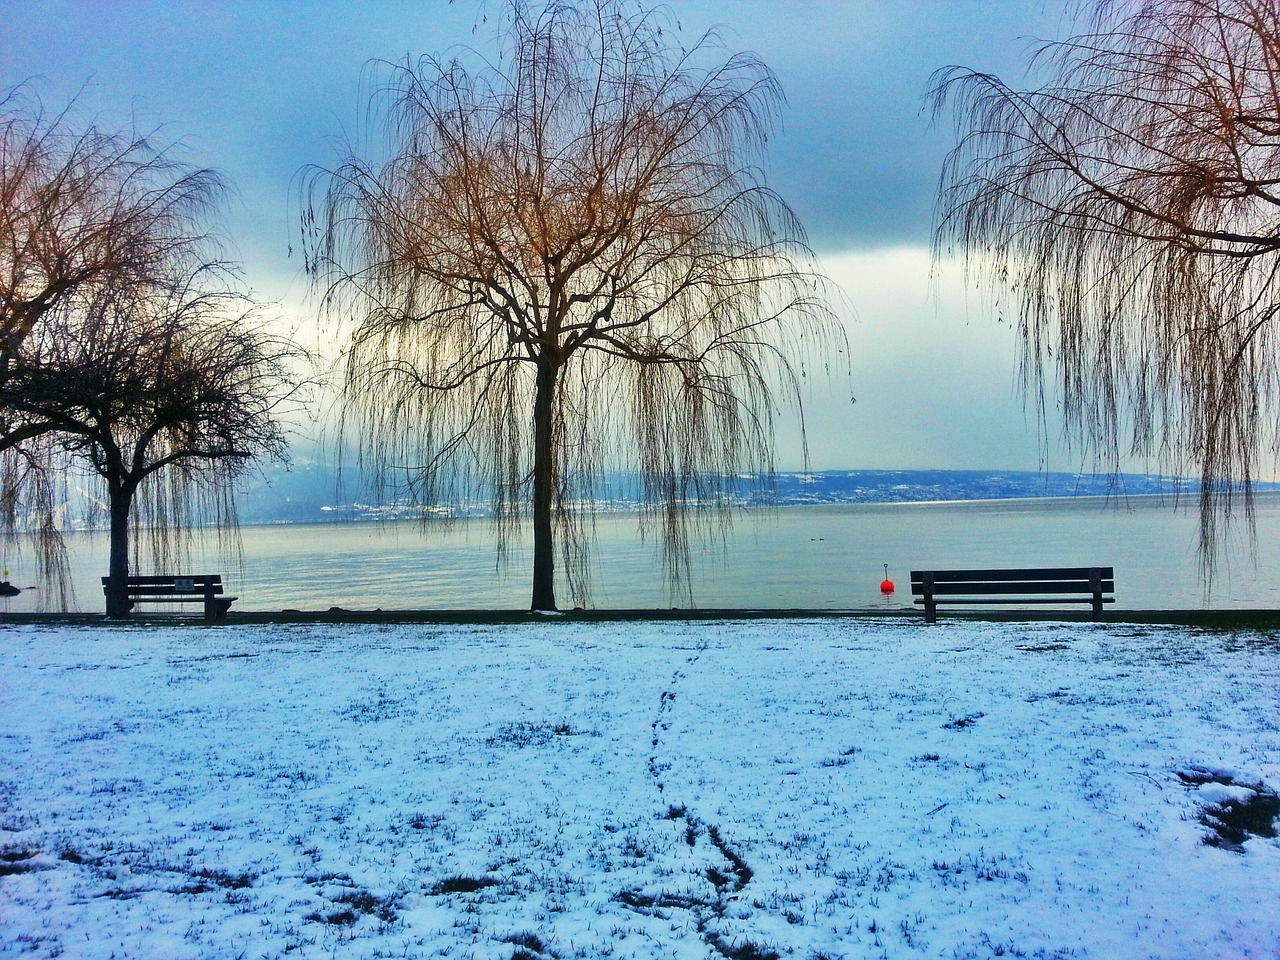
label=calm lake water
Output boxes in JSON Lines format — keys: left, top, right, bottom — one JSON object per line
{"left": 5, "top": 493, "right": 1280, "bottom": 613}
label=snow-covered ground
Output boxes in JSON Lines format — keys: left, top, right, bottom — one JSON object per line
{"left": 1, "top": 617, "right": 1277, "bottom": 959}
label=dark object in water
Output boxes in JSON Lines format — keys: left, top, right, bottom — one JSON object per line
{"left": 0, "top": 581, "right": 20, "bottom": 597}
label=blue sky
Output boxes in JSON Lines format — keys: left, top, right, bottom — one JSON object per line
{"left": 1, "top": 1, "right": 1090, "bottom": 473}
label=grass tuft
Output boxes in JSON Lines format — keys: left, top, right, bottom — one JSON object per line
{"left": 0, "top": 847, "right": 38, "bottom": 874}
{"left": 305, "top": 908, "right": 359, "bottom": 925}
{"left": 486, "top": 721, "right": 593, "bottom": 748}
{"left": 1179, "top": 766, "right": 1280, "bottom": 850}
{"left": 191, "top": 867, "right": 255, "bottom": 889}
{"left": 705, "top": 932, "right": 781, "bottom": 960}
{"left": 333, "top": 888, "right": 398, "bottom": 922}
{"left": 429, "top": 875, "right": 498, "bottom": 895}
{"left": 1200, "top": 792, "right": 1280, "bottom": 850}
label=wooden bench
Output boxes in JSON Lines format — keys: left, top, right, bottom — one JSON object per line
{"left": 101, "top": 575, "right": 237, "bottom": 621}
{"left": 910, "top": 567, "right": 1114, "bottom": 623}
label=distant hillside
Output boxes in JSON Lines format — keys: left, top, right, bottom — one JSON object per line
{"left": 233, "top": 465, "right": 1225, "bottom": 525}
{"left": 762, "top": 469, "right": 1221, "bottom": 505}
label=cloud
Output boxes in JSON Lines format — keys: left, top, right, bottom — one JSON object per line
{"left": 775, "top": 246, "right": 1049, "bottom": 471}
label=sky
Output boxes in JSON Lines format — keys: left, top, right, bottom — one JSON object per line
{"left": 0, "top": 1, "right": 1090, "bottom": 473}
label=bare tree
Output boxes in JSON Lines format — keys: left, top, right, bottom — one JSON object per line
{"left": 0, "top": 85, "right": 219, "bottom": 402}
{"left": 1, "top": 86, "right": 223, "bottom": 593}
{"left": 932, "top": 0, "right": 1280, "bottom": 566}
{"left": 303, "top": 0, "right": 839, "bottom": 611}
{"left": 0, "top": 268, "right": 295, "bottom": 617}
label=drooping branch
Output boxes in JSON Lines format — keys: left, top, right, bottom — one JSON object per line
{"left": 932, "top": 0, "right": 1280, "bottom": 573}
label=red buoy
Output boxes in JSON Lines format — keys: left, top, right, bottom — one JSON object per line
{"left": 880, "top": 564, "right": 895, "bottom": 594}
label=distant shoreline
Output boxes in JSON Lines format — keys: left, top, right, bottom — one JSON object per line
{"left": 225, "top": 487, "right": 1280, "bottom": 530}
{"left": 43, "top": 468, "right": 1280, "bottom": 530}
{"left": 33, "top": 486, "right": 1280, "bottom": 536}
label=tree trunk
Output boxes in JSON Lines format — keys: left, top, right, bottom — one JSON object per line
{"left": 530, "top": 356, "right": 559, "bottom": 611}
{"left": 104, "top": 485, "right": 134, "bottom": 619}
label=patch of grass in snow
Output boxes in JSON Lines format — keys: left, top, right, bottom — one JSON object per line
{"left": 89, "top": 777, "right": 143, "bottom": 795}
{"left": 1180, "top": 767, "right": 1280, "bottom": 851}
{"left": 820, "top": 746, "right": 861, "bottom": 767}
{"left": 1023, "top": 688, "right": 1073, "bottom": 703}
{"left": 304, "top": 869, "right": 352, "bottom": 884}
{"left": 10, "top": 933, "right": 62, "bottom": 955}
{"left": 931, "top": 850, "right": 1028, "bottom": 887}
{"left": 428, "top": 874, "right": 499, "bottom": 895}
{"left": 304, "top": 888, "right": 399, "bottom": 926}
{"left": 170, "top": 867, "right": 255, "bottom": 894}
{"left": 340, "top": 687, "right": 415, "bottom": 723}
{"left": 305, "top": 906, "right": 360, "bottom": 926}
{"left": 499, "top": 931, "right": 552, "bottom": 959}
{"left": 615, "top": 888, "right": 705, "bottom": 911}
{"left": 97, "top": 885, "right": 144, "bottom": 900}
{"left": 334, "top": 888, "right": 399, "bottom": 922}
{"left": 57, "top": 846, "right": 97, "bottom": 865}
{"left": 950, "top": 933, "right": 1081, "bottom": 958}
{"left": 1202, "top": 792, "right": 1280, "bottom": 848}
{"left": 0, "top": 846, "right": 39, "bottom": 875}
{"left": 407, "top": 812, "right": 444, "bottom": 829}
{"left": 0, "top": 812, "right": 38, "bottom": 831}
{"left": 943, "top": 711, "right": 985, "bottom": 730}
{"left": 486, "top": 720, "right": 595, "bottom": 747}
{"left": 704, "top": 932, "right": 781, "bottom": 960}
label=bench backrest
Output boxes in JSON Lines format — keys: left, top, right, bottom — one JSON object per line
{"left": 910, "top": 567, "right": 1114, "bottom": 596}
{"left": 102, "top": 575, "right": 224, "bottom": 596}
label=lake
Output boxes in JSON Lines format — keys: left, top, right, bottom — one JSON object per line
{"left": 4, "top": 492, "right": 1280, "bottom": 613}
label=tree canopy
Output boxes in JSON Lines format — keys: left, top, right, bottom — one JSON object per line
{"left": 0, "top": 86, "right": 219, "bottom": 391}
{"left": 932, "top": 0, "right": 1280, "bottom": 566}
{"left": 303, "top": 0, "right": 840, "bottom": 610}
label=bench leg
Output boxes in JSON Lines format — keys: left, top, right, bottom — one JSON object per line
{"left": 922, "top": 575, "right": 937, "bottom": 623}
{"left": 204, "top": 597, "right": 233, "bottom": 622}
{"left": 924, "top": 597, "right": 937, "bottom": 624}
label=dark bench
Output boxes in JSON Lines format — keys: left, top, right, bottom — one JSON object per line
{"left": 101, "top": 575, "right": 237, "bottom": 621}
{"left": 910, "top": 567, "right": 1114, "bottom": 623}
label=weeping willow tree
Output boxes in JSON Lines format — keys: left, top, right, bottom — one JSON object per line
{"left": 302, "top": 0, "right": 839, "bottom": 611}
{"left": 0, "top": 269, "right": 295, "bottom": 617}
{"left": 932, "top": 0, "right": 1280, "bottom": 568}
{"left": 0, "top": 85, "right": 222, "bottom": 597}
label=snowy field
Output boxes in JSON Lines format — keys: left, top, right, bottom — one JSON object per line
{"left": 1, "top": 617, "right": 1278, "bottom": 960}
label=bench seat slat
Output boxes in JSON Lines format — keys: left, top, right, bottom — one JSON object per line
{"left": 914, "top": 597, "right": 1116, "bottom": 605}
{"left": 910, "top": 567, "right": 1112, "bottom": 584}
{"left": 124, "top": 586, "right": 225, "bottom": 593}
{"left": 120, "top": 594, "right": 218, "bottom": 602}
{"left": 103, "top": 575, "right": 223, "bottom": 586}
{"left": 107, "top": 586, "right": 226, "bottom": 596}
{"left": 921, "top": 581, "right": 1114, "bottom": 596}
